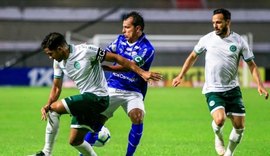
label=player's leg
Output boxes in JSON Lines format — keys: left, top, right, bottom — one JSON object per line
{"left": 30, "top": 100, "right": 66, "bottom": 156}
{"left": 41, "top": 111, "right": 60, "bottom": 156}
{"left": 225, "top": 116, "right": 245, "bottom": 156}
{"left": 84, "top": 88, "right": 122, "bottom": 146}
{"left": 84, "top": 115, "right": 108, "bottom": 145}
{"left": 224, "top": 87, "right": 246, "bottom": 156}
{"left": 31, "top": 111, "right": 60, "bottom": 156}
{"left": 212, "top": 109, "right": 226, "bottom": 156}
{"left": 70, "top": 128, "right": 97, "bottom": 156}
{"left": 206, "top": 92, "right": 226, "bottom": 156}
{"left": 124, "top": 92, "right": 145, "bottom": 156}
{"left": 68, "top": 92, "right": 109, "bottom": 156}
{"left": 126, "top": 108, "right": 144, "bottom": 156}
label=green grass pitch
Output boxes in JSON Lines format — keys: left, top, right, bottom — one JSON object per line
{"left": 0, "top": 87, "right": 269, "bottom": 156}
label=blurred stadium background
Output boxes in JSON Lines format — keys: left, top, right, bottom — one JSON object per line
{"left": 0, "top": 0, "right": 270, "bottom": 87}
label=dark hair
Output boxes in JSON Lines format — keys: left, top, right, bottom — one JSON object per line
{"left": 213, "top": 8, "right": 231, "bottom": 21}
{"left": 122, "top": 11, "right": 144, "bottom": 31}
{"left": 41, "top": 32, "right": 67, "bottom": 50}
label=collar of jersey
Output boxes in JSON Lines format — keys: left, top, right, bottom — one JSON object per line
{"left": 69, "top": 44, "right": 74, "bottom": 53}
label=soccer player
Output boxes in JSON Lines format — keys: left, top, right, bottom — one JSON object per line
{"left": 31, "top": 32, "right": 162, "bottom": 156}
{"left": 172, "top": 8, "right": 269, "bottom": 156}
{"left": 83, "top": 11, "right": 155, "bottom": 156}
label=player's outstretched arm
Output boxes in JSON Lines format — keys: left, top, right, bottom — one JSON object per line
{"left": 104, "top": 52, "right": 162, "bottom": 82}
{"left": 247, "top": 60, "right": 269, "bottom": 99}
{"left": 172, "top": 51, "right": 198, "bottom": 87}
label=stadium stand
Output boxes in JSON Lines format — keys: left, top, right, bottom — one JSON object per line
{"left": 0, "top": 0, "right": 270, "bottom": 68}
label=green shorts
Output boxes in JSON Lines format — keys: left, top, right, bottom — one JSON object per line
{"left": 205, "top": 87, "right": 245, "bottom": 116}
{"left": 62, "top": 92, "right": 109, "bottom": 132}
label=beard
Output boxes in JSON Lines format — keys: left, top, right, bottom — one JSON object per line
{"left": 215, "top": 26, "right": 228, "bottom": 37}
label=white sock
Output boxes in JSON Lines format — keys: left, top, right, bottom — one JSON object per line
{"left": 225, "top": 141, "right": 237, "bottom": 156}
{"left": 225, "top": 128, "right": 244, "bottom": 156}
{"left": 74, "top": 141, "right": 97, "bottom": 156}
{"left": 42, "top": 111, "right": 60, "bottom": 155}
{"left": 211, "top": 120, "right": 224, "bottom": 139}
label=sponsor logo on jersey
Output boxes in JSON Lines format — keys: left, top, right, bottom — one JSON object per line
{"left": 88, "top": 45, "right": 98, "bottom": 51}
{"left": 112, "top": 72, "right": 136, "bottom": 82}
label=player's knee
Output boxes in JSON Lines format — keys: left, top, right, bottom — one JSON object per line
{"left": 131, "top": 117, "right": 143, "bottom": 124}
{"left": 230, "top": 128, "right": 244, "bottom": 143}
{"left": 130, "top": 114, "right": 143, "bottom": 124}
{"left": 129, "top": 109, "right": 144, "bottom": 124}
{"left": 69, "top": 138, "right": 83, "bottom": 146}
{"left": 214, "top": 118, "right": 225, "bottom": 127}
{"left": 129, "top": 109, "right": 144, "bottom": 123}
{"left": 233, "top": 121, "right": 245, "bottom": 129}
{"left": 50, "top": 101, "right": 67, "bottom": 114}
{"left": 212, "top": 109, "right": 226, "bottom": 126}
{"left": 49, "top": 103, "right": 59, "bottom": 112}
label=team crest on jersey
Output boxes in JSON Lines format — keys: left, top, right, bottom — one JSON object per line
{"left": 74, "top": 61, "right": 81, "bottom": 69}
{"left": 209, "top": 100, "right": 215, "bottom": 107}
{"left": 229, "top": 45, "right": 237, "bottom": 52}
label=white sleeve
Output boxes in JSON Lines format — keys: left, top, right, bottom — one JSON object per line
{"left": 194, "top": 37, "right": 207, "bottom": 55}
{"left": 53, "top": 60, "right": 63, "bottom": 79}
{"left": 241, "top": 37, "right": 254, "bottom": 62}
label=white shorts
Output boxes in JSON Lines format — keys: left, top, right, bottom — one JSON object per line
{"left": 101, "top": 87, "right": 145, "bottom": 118}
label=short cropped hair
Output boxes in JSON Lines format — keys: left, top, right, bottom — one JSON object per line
{"left": 213, "top": 8, "right": 231, "bottom": 21}
{"left": 122, "top": 11, "right": 145, "bottom": 31}
{"left": 41, "top": 32, "right": 67, "bottom": 50}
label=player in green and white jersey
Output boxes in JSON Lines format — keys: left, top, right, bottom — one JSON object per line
{"left": 172, "top": 8, "right": 269, "bottom": 156}
{"left": 31, "top": 32, "right": 162, "bottom": 156}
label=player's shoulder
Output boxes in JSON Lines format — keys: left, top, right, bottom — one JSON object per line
{"left": 230, "top": 31, "right": 241, "bottom": 37}
{"left": 118, "top": 34, "right": 126, "bottom": 41}
{"left": 53, "top": 59, "right": 60, "bottom": 65}
{"left": 230, "top": 31, "right": 245, "bottom": 41}
{"left": 75, "top": 43, "right": 99, "bottom": 53}
{"left": 197, "top": 32, "right": 214, "bottom": 43}
{"left": 203, "top": 31, "right": 215, "bottom": 39}
{"left": 139, "top": 34, "right": 154, "bottom": 50}
{"left": 114, "top": 35, "right": 128, "bottom": 46}
{"left": 228, "top": 32, "right": 247, "bottom": 46}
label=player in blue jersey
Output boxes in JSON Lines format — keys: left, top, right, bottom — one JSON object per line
{"left": 30, "top": 32, "right": 162, "bottom": 156}
{"left": 83, "top": 11, "right": 155, "bottom": 156}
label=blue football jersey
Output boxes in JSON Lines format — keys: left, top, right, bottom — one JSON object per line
{"left": 105, "top": 33, "right": 155, "bottom": 98}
